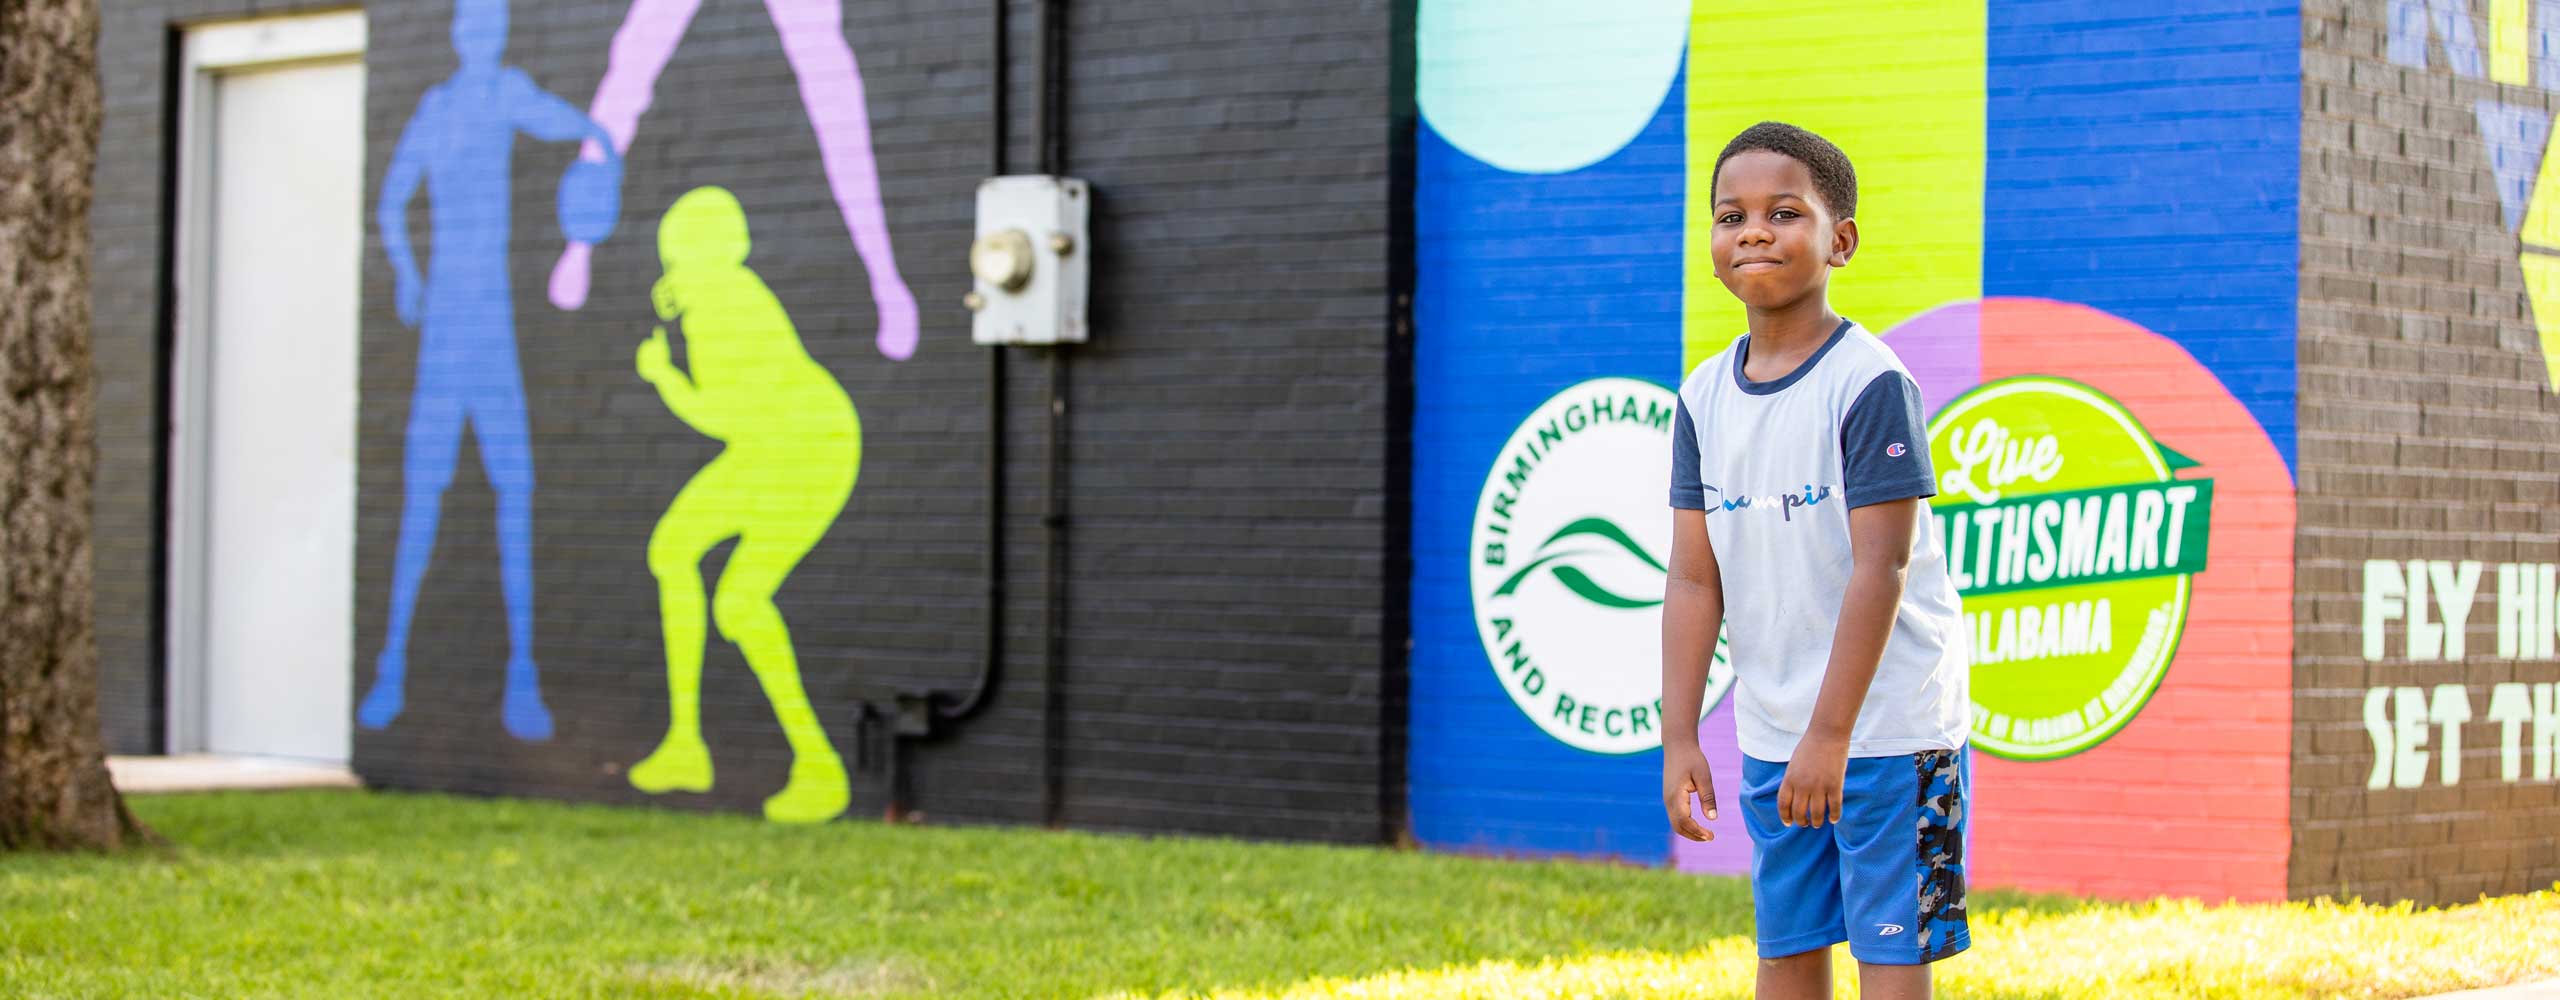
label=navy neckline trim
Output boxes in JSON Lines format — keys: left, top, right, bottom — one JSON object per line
{"left": 1732, "top": 318, "right": 1855, "bottom": 396}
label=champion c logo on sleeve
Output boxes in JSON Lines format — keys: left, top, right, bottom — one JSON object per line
{"left": 1886, "top": 442, "right": 1908, "bottom": 458}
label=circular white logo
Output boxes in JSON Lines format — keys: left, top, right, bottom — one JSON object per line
{"left": 1470, "top": 377, "right": 1733, "bottom": 754}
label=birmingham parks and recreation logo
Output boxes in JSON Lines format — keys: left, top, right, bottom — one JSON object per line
{"left": 1470, "top": 377, "right": 1732, "bottom": 755}
{"left": 1927, "top": 376, "right": 2215, "bottom": 760}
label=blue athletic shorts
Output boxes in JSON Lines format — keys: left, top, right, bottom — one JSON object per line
{"left": 1740, "top": 746, "right": 1971, "bottom": 965}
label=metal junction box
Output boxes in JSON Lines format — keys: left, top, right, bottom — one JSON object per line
{"left": 968, "top": 175, "right": 1089, "bottom": 346}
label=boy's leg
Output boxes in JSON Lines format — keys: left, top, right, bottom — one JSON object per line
{"left": 1835, "top": 748, "right": 1973, "bottom": 973}
{"left": 1855, "top": 961, "right": 1930, "bottom": 1000}
{"left": 1755, "top": 950, "right": 1830, "bottom": 1000}
{"left": 1740, "top": 755, "right": 1849, "bottom": 1000}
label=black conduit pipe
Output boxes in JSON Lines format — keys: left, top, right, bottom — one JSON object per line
{"left": 1034, "top": 0, "right": 1071, "bottom": 831}
{"left": 879, "top": 0, "right": 1071, "bottom": 827}
{"left": 874, "top": 0, "right": 1010, "bottom": 823}
{"left": 928, "top": 0, "right": 1011, "bottom": 734}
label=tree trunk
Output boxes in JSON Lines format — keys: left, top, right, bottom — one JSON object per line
{"left": 0, "top": 0, "right": 150, "bottom": 851}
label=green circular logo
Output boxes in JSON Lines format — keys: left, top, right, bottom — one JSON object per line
{"left": 1469, "top": 378, "right": 1731, "bottom": 754}
{"left": 1926, "top": 376, "right": 2215, "bottom": 760}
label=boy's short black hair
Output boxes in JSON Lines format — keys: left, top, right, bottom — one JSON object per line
{"left": 1712, "top": 121, "right": 1857, "bottom": 220}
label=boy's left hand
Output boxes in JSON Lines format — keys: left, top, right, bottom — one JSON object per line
{"left": 1778, "top": 735, "right": 1848, "bottom": 827}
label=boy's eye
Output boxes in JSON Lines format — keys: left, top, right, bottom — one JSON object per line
{"left": 1772, "top": 209, "right": 1799, "bottom": 220}
{"left": 1717, "top": 212, "right": 1743, "bottom": 225}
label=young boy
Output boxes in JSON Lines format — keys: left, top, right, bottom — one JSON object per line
{"left": 1659, "top": 122, "right": 1972, "bottom": 1000}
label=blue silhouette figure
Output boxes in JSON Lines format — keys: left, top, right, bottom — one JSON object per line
{"left": 361, "top": 0, "right": 620, "bottom": 741}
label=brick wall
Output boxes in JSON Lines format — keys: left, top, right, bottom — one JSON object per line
{"left": 88, "top": 1, "right": 161, "bottom": 755}
{"left": 89, "top": 0, "right": 1398, "bottom": 843}
{"left": 2295, "top": 0, "right": 2560, "bottom": 904}
{"left": 1041, "top": 0, "right": 1396, "bottom": 838}
{"left": 1411, "top": 2, "right": 2303, "bottom": 903}
{"left": 90, "top": 0, "right": 320, "bottom": 754}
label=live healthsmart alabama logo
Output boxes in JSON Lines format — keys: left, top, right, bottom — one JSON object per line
{"left": 1927, "top": 376, "right": 2215, "bottom": 760}
{"left": 1471, "top": 378, "right": 1732, "bottom": 755}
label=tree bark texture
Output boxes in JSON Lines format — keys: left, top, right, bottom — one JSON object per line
{"left": 0, "top": 0, "right": 149, "bottom": 851}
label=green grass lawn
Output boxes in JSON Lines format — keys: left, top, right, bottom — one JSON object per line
{"left": 1, "top": 791, "right": 2553, "bottom": 999}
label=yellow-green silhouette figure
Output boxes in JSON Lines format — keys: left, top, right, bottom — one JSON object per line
{"left": 627, "top": 186, "right": 857, "bottom": 824}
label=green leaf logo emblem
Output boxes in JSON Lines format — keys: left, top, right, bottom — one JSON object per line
{"left": 1491, "top": 517, "right": 1667, "bottom": 609}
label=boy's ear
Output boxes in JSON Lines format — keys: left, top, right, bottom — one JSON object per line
{"left": 1828, "top": 217, "right": 1859, "bottom": 268}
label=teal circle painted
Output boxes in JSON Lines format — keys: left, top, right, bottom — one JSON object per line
{"left": 1416, "top": 0, "right": 1688, "bottom": 174}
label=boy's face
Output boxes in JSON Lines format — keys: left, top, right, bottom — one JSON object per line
{"left": 1709, "top": 150, "right": 1857, "bottom": 313}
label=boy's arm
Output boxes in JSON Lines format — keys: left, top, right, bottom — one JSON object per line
{"left": 1779, "top": 370, "right": 1938, "bottom": 828}
{"left": 1779, "top": 499, "right": 1918, "bottom": 828}
{"left": 1661, "top": 506, "right": 1723, "bottom": 842}
{"left": 1661, "top": 396, "right": 1721, "bottom": 842}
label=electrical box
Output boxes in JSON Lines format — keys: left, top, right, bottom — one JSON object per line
{"left": 968, "top": 175, "right": 1089, "bottom": 346}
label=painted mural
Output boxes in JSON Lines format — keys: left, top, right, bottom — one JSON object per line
{"left": 2369, "top": 0, "right": 2560, "bottom": 795}
{"left": 1468, "top": 378, "right": 1732, "bottom": 758}
{"left": 363, "top": 0, "right": 621, "bottom": 742}
{"left": 629, "top": 186, "right": 863, "bottom": 824}
{"left": 2290, "top": 0, "right": 2560, "bottom": 903}
{"left": 2388, "top": 0, "right": 2560, "bottom": 389}
{"left": 360, "top": 0, "right": 909, "bottom": 822}
{"left": 1411, "top": 0, "right": 1708, "bottom": 867}
{"left": 1411, "top": 0, "right": 2300, "bottom": 900}
{"left": 552, "top": 0, "right": 918, "bottom": 365}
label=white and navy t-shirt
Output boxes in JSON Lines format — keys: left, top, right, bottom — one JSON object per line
{"left": 1670, "top": 319, "right": 1970, "bottom": 763}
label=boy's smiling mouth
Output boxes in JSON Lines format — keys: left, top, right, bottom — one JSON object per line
{"left": 1734, "top": 257, "right": 1785, "bottom": 271}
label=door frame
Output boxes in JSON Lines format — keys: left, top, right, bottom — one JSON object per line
{"left": 163, "top": 10, "right": 367, "bottom": 755}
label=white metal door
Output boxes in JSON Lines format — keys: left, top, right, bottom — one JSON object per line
{"left": 187, "top": 49, "right": 363, "bottom": 763}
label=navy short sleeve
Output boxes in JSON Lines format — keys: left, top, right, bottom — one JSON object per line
{"left": 1669, "top": 398, "right": 1706, "bottom": 509}
{"left": 1839, "top": 372, "right": 1936, "bottom": 509}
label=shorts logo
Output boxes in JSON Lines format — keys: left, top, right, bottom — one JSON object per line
{"left": 1471, "top": 378, "right": 1732, "bottom": 753}
{"left": 1877, "top": 923, "right": 1906, "bottom": 937}
{"left": 1886, "top": 442, "right": 1908, "bottom": 458}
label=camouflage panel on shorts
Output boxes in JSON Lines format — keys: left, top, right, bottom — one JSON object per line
{"left": 1913, "top": 748, "right": 1968, "bottom": 961}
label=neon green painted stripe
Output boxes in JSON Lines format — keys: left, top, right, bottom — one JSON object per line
{"left": 2493, "top": 0, "right": 2530, "bottom": 85}
{"left": 1682, "top": 2, "right": 1987, "bottom": 373}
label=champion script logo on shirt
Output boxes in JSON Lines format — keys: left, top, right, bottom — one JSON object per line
{"left": 1702, "top": 483, "right": 1835, "bottom": 522}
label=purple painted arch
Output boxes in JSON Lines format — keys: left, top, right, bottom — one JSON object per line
{"left": 1878, "top": 300, "right": 1985, "bottom": 420}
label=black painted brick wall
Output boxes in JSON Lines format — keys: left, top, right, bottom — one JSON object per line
{"left": 88, "top": 0, "right": 1399, "bottom": 845}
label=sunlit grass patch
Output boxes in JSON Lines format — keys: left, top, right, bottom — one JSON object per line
{"left": 0, "top": 791, "right": 2550, "bottom": 999}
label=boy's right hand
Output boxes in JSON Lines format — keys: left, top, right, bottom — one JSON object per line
{"left": 1662, "top": 744, "right": 1717, "bottom": 842}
